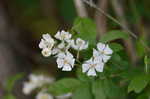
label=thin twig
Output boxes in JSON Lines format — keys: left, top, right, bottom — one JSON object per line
{"left": 95, "top": 0, "right": 108, "bottom": 41}
{"left": 74, "top": 0, "right": 88, "bottom": 17}
{"left": 111, "top": 0, "right": 137, "bottom": 64}
{"left": 82, "top": 0, "right": 150, "bottom": 51}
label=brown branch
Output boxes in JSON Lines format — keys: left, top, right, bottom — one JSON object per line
{"left": 74, "top": 0, "right": 88, "bottom": 17}
{"left": 111, "top": 0, "right": 137, "bottom": 65}
{"left": 95, "top": 0, "right": 108, "bottom": 41}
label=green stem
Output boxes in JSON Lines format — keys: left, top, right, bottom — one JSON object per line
{"left": 77, "top": 50, "right": 80, "bottom": 59}
{"left": 144, "top": 56, "right": 148, "bottom": 74}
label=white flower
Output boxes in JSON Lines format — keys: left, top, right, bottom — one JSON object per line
{"left": 71, "top": 38, "right": 88, "bottom": 51}
{"left": 36, "top": 92, "right": 53, "bottom": 99}
{"left": 29, "top": 74, "right": 54, "bottom": 86}
{"left": 22, "top": 74, "right": 55, "bottom": 95}
{"left": 56, "top": 52, "right": 75, "bottom": 71}
{"left": 42, "top": 48, "right": 51, "bottom": 57}
{"left": 51, "top": 42, "right": 69, "bottom": 56}
{"left": 82, "top": 58, "right": 104, "bottom": 76}
{"left": 39, "top": 34, "right": 55, "bottom": 57}
{"left": 39, "top": 33, "right": 55, "bottom": 50}
{"left": 22, "top": 82, "right": 37, "bottom": 95}
{"left": 94, "top": 43, "right": 113, "bottom": 63}
{"left": 55, "top": 30, "right": 72, "bottom": 41}
{"left": 56, "top": 93, "right": 72, "bottom": 99}
{"left": 58, "top": 42, "right": 65, "bottom": 49}
{"left": 51, "top": 47, "right": 61, "bottom": 55}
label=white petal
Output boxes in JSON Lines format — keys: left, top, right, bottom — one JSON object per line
{"left": 29, "top": 74, "right": 39, "bottom": 83}
{"left": 82, "top": 64, "right": 90, "bottom": 73}
{"left": 76, "top": 38, "right": 88, "bottom": 50}
{"left": 95, "top": 62, "right": 104, "bottom": 72}
{"left": 62, "top": 64, "right": 72, "bottom": 71}
{"left": 39, "top": 39, "right": 46, "bottom": 49}
{"left": 42, "top": 48, "right": 51, "bottom": 57}
{"left": 69, "top": 58, "right": 75, "bottom": 68}
{"left": 55, "top": 31, "right": 61, "bottom": 40}
{"left": 82, "top": 42, "right": 89, "bottom": 50}
{"left": 93, "top": 49, "right": 99, "bottom": 57}
{"left": 51, "top": 48, "right": 60, "bottom": 55}
{"left": 43, "top": 34, "right": 51, "bottom": 41}
{"left": 102, "top": 55, "right": 111, "bottom": 63}
{"left": 87, "top": 68, "right": 97, "bottom": 76}
{"left": 56, "top": 93, "right": 72, "bottom": 99}
{"left": 97, "top": 43, "right": 106, "bottom": 51}
{"left": 61, "top": 30, "right": 72, "bottom": 41}
{"left": 66, "top": 51, "right": 73, "bottom": 58}
{"left": 22, "top": 82, "right": 37, "bottom": 95}
{"left": 36, "top": 92, "right": 53, "bottom": 99}
{"left": 58, "top": 42, "right": 65, "bottom": 49}
{"left": 57, "top": 52, "right": 66, "bottom": 58}
{"left": 76, "top": 38, "right": 84, "bottom": 45}
{"left": 93, "top": 56, "right": 103, "bottom": 63}
{"left": 104, "top": 45, "right": 113, "bottom": 55}
{"left": 56, "top": 58, "right": 64, "bottom": 68}
{"left": 71, "top": 40, "right": 78, "bottom": 50}
{"left": 86, "top": 58, "right": 93, "bottom": 64}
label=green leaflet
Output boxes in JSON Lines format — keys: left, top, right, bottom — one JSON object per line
{"left": 72, "top": 83, "right": 93, "bottom": 99}
{"left": 5, "top": 73, "right": 24, "bottom": 92}
{"left": 48, "top": 78, "right": 81, "bottom": 95}
{"left": 128, "top": 74, "right": 150, "bottom": 93}
{"left": 72, "top": 17, "right": 97, "bottom": 46}
{"left": 109, "top": 43, "right": 124, "bottom": 52}
{"left": 3, "top": 94, "right": 16, "bottom": 99}
{"left": 100, "top": 30, "right": 129, "bottom": 43}
{"left": 92, "top": 80, "right": 106, "bottom": 99}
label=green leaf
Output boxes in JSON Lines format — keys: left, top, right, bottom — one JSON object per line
{"left": 92, "top": 80, "right": 106, "bottom": 99}
{"left": 109, "top": 43, "right": 124, "bottom": 52}
{"left": 5, "top": 73, "right": 24, "bottom": 92}
{"left": 76, "top": 68, "right": 91, "bottom": 82}
{"left": 100, "top": 30, "right": 129, "bottom": 43}
{"left": 72, "top": 17, "right": 97, "bottom": 45}
{"left": 48, "top": 78, "right": 81, "bottom": 95}
{"left": 128, "top": 74, "right": 150, "bottom": 93}
{"left": 3, "top": 94, "right": 16, "bottom": 99}
{"left": 72, "top": 83, "right": 93, "bottom": 99}
{"left": 102, "top": 79, "right": 125, "bottom": 99}
{"left": 137, "top": 93, "right": 149, "bottom": 99}
{"left": 136, "top": 35, "right": 147, "bottom": 57}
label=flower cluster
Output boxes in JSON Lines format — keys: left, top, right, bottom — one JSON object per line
{"left": 39, "top": 34, "right": 55, "bottom": 57}
{"left": 39, "top": 30, "right": 113, "bottom": 76}
{"left": 36, "top": 90, "right": 72, "bottom": 99}
{"left": 22, "top": 74, "right": 72, "bottom": 99}
{"left": 36, "top": 91, "right": 53, "bottom": 99}
{"left": 39, "top": 30, "right": 88, "bottom": 72}
{"left": 22, "top": 74, "right": 55, "bottom": 95}
{"left": 82, "top": 43, "right": 113, "bottom": 76}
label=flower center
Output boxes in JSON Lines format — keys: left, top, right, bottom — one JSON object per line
{"left": 90, "top": 63, "right": 96, "bottom": 68}
{"left": 100, "top": 51, "right": 105, "bottom": 54}
{"left": 78, "top": 41, "right": 83, "bottom": 45}
{"left": 43, "top": 51, "right": 48, "bottom": 55}
{"left": 41, "top": 95, "right": 49, "bottom": 99}
{"left": 64, "top": 59, "right": 68, "bottom": 64}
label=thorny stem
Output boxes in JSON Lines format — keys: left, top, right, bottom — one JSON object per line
{"left": 82, "top": 0, "right": 150, "bottom": 52}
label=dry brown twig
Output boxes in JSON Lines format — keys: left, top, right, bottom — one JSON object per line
{"left": 82, "top": 0, "right": 150, "bottom": 52}
{"left": 111, "top": 0, "right": 137, "bottom": 64}
{"left": 95, "top": 0, "right": 108, "bottom": 41}
{"left": 74, "top": 0, "right": 88, "bottom": 17}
